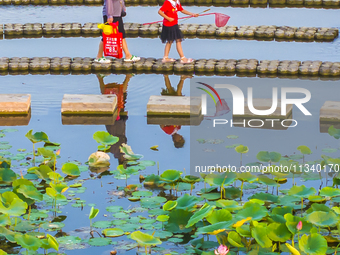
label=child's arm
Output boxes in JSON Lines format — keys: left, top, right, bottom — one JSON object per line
{"left": 180, "top": 9, "right": 199, "bottom": 17}
{"left": 158, "top": 10, "right": 174, "bottom": 22}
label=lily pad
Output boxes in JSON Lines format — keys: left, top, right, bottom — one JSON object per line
{"left": 299, "top": 233, "right": 327, "bottom": 255}
{"left": 306, "top": 211, "right": 338, "bottom": 227}
{"left": 185, "top": 204, "right": 215, "bottom": 228}
{"left": 102, "top": 228, "right": 124, "bottom": 237}
{"left": 88, "top": 237, "right": 112, "bottom": 246}
{"left": 288, "top": 185, "right": 316, "bottom": 198}
{"left": 61, "top": 163, "right": 80, "bottom": 176}
{"left": 15, "top": 234, "right": 41, "bottom": 251}
{"left": 328, "top": 125, "right": 340, "bottom": 139}
{"left": 130, "top": 231, "right": 162, "bottom": 247}
{"left": 256, "top": 151, "right": 281, "bottom": 162}
{"left": 93, "top": 221, "right": 113, "bottom": 229}
{"left": 228, "top": 231, "right": 244, "bottom": 248}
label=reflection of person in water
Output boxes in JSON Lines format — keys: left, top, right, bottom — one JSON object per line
{"left": 96, "top": 74, "right": 132, "bottom": 164}
{"left": 160, "top": 74, "right": 191, "bottom": 148}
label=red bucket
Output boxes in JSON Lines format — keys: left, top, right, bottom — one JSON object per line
{"left": 102, "top": 22, "right": 123, "bottom": 59}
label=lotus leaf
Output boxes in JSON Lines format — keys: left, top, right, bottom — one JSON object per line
{"left": 206, "top": 209, "right": 232, "bottom": 224}
{"left": 236, "top": 225, "right": 251, "bottom": 237}
{"left": 120, "top": 144, "right": 143, "bottom": 160}
{"left": 0, "top": 214, "right": 9, "bottom": 226}
{"left": 13, "top": 221, "right": 36, "bottom": 232}
{"left": 299, "top": 233, "right": 327, "bottom": 255}
{"left": 102, "top": 228, "right": 124, "bottom": 237}
{"left": 297, "top": 145, "right": 312, "bottom": 155}
{"left": 34, "top": 165, "right": 53, "bottom": 181}
{"left": 17, "top": 185, "right": 43, "bottom": 201}
{"left": 257, "top": 176, "right": 278, "bottom": 186}
{"left": 176, "top": 194, "right": 200, "bottom": 211}
{"left": 267, "top": 223, "right": 291, "bottom": 242}
{"left": 87, "top": 237, "right": 112, "bottom": 246}
{"left": 165, "top": 209, "right": 194, "bottom": 233}
{"left": 322, "top": 148, "right": 337, "bottom": 153}
{"left": 140, "top": 197, "right": 166, "bottom": 209}
{"left": 93, "top": 131, "right": 119, "bottom": 146}
{"left": 215, "top": 200, "right": 242, "bottom": 211}
{"left": 228, "top": 231, "right": 244, "bottom": 248}
{"left": 249, "top": 192, "right": 279, "bottom": 203}
{"left": 147, "top": 230, "right": 172, "bottom": 239}
{"left": 256, "top": 151, "right": 281, "bottom": 162}
{"left": 41, "top": 234, "right": 59, "bottom": 251}
{"left": 93, "top": 221, "right": 113, "bottom": 229}
{"left": 132, "top": 191, "right": 152, "bottom": 197}
{"left": 236, "top": 202, "right": 268, "bottom": 221}
{"left": 0, "top": 249, "right": 6, "bottom": 255}
{"left": 328, "top": 125, "right": 340, "bottom": 139}
{"left": 183, "top": 175, "right": 201, "bottom": 183}
{"left": 113, "top": 212, "right": 129, "bottom": 219}
{"left": 251, "top": 224, "right": 272, "bottom": 248}
{"left": 41, "top": 222, "right": 65, "bottom": 231}
{"left": 25, "top": 130, "right": 49, "bottom": 143}
{"left": 49, "top": 182, "right": 68, "bottom": 194}
{"left": 205, "top": 173, "right": 236, "bottom": 187}
{"left": 130, "top": 231, "right": 162, "bottom": 247}
{"left": 222, "top": 187, "right": 241, "bottom": 200}
{"left": 288, "top": 185, "right": 316, "bottom": 198}
{"left": 232, "top": 217, "right": 252, "bottom": 228}
{"left": 160, "top": 170, "right": 182, "bottom": 183}
{"left": 120, "top": 223, "right": 140, "bottom": 232}
{"left": 235, "top": 145, "right": 248, "bottom": 154}
{"left": 306, "top": 211, "right": 338, "bottom": 227}
{"left": 163, "top": 201, "right": 177, "bottom": 211}
{"left": 0, "top": 168, "right": 16, "bottom": 183}
{"left": 284, "top": 213, "right": 313, "bottom": 235}
{"left": 185, "top": 204, "right": 215, "bottom": 228}
{"left": 138, "top": 160, "right": 156, "bottom": 167}
{"left": 106, "top": 205, "right": 123, "bottom": 213}
{"left": 154, "top": 215, "right": 169, "bottom": 223}
{"left": 200, "top": 193, "right": 221, "bottom": 201}
{"left": 285, "top": 243, "right": 301, "bottom": 255}
{"left": 143, "top": 174, "right": 161, "bottom": 186}
{"left": 89, "top": 207, "right": 99, "bottom": 220}
{"left": 0, "top": 191, "right": 28, "bottom": 216}
{"left": 61, "top": 163, "right": 80, "bottom": 176}
{"left": 320, "top": 187, "right": 340, "bottom": 197}
{"left": 308, "top": 195, "right": 326, "bottom": 203}
{"left": 57, "top": 236, "right": 82, "bottom": 245}
{"left": 88, "top": 151, "right": 110, "bottom": 167}
{"left": 37, "top": 147, "right": 55, "bottom": 159}
{"left": 307, "top": 203, "right": 331, "bottom": 213}
{"left": 15, "top": 233, "right": 42, "bottom": 251}
{"left": 0, "top": 226, "right": 16, "bottom": 243}
{"left": 112, "top": 219, "right": 127, "bottom": 225}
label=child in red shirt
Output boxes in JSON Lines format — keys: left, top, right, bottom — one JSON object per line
{"left": 158, "top": 0, "right": 198, "bottom": 64}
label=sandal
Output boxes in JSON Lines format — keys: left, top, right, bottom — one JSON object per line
{"left": 180, "top": 57, "right": 194, "bottom": 64}
{"left": 162, "top": 56, "right": 176, "bottom": 63}
{"left": 124, "top": 55, "right": 141, "bottom": 62}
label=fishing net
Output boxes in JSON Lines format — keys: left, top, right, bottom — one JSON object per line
{"left": 214, "top": 13, "right": 230, "bottom": 27}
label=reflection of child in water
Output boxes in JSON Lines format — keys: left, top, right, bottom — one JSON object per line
{"left": 96, "top": 74, "right": 132, "bottom": 164}
{"left": 160, "top": 74, "right": 191, "bottom": 148}
{"left": 160, "top": 125, "right": 185, "bottom": 148}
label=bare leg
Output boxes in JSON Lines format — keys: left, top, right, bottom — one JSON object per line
{"left": 96, "top": 74, "right": 105, "bottom": 94}
{"left": 163, "top": 74, "right": 176, "bottom": 95}
{"left": 177, "top": 76, "right": 186, "bottom": 96}
{"left": 164, "top": 42, "right": 172, "bottom": 58}
{"left": 122, "top": 39, "right": 132, "bottom": 60}
{"left": 176, "top": 40, "right": 185, "bottom": 59}
{"left": 96, "top": 41, "right": 104, "bottom": 59}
